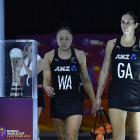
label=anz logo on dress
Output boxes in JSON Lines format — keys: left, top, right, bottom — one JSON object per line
{"left": 115, "top": 53, "right": 137, "bottom": 79}
{"left": 115, "top": 54, "right": 137, "bottom": 60}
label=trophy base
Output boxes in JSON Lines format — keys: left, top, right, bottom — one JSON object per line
{"left": 10, "top": 92, "right": 23, "bottom": 97}
{"left": 10, "top": 85, "right": 23, "bottom": 97}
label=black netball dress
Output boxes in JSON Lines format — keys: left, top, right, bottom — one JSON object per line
{"left": 108, "top": 37, "right": 140, "bottom": 112}
{"left": 50, "top": 48, "right": 84, "bottom": 119}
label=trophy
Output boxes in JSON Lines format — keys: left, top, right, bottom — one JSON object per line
{"left": 10, "top": 48, "right": 23, "bottom": 97}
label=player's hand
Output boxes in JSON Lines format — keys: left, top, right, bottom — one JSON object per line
{"left": 45, "top": 86, "right": 55, "bottom": 97}
{"left": 96, "top": 95, "right": 101, "bottom": 110}
{"left": 91, "top": 101, "right": 96, "bottom": 116}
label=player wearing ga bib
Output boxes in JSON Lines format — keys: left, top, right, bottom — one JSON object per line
{"left": 109, "top": 37, "right": 140, "bottom": 111}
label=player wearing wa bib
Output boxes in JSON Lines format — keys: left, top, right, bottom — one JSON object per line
{"left": 50, "top": 48, "right": 84, "bottom": 118}
{"left": 109, "top": 37, "right": 140, "bottom": 111}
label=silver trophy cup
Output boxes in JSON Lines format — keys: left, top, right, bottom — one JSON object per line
{"left": 10, "top": 48, "right": 23, "bottom": 97}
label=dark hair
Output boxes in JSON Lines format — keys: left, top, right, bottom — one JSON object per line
{"left": 123, "top": 11, "right": 139, "bottom": 33}
{"left": 56, "top": 23, "right": 72, "bottom": 35}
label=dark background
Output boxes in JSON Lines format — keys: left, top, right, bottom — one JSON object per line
{"left": 5, "top": 0, "right": 140, "bottom": 38}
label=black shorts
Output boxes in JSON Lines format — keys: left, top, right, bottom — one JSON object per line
{"left": 50, "top": 97, "right": 84, "bottom": 119}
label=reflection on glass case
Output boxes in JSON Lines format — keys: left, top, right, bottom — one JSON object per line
{"left": 0, "top": 40, "right": 38, "bottom": 98}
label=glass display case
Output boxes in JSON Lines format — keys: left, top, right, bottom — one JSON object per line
{"left": 0, "top": 40, "right": 38, "bottom": 140}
